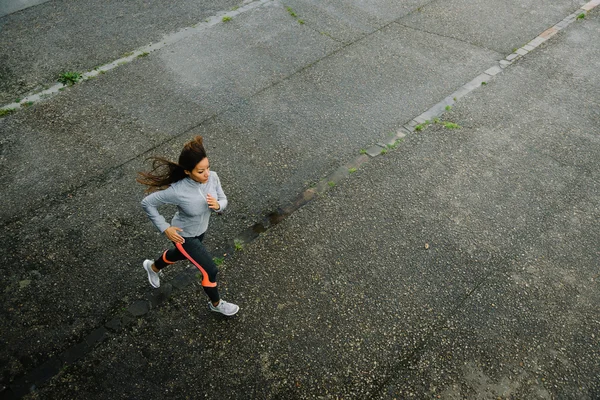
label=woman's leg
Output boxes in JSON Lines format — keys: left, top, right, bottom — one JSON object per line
{"left": 175, "top": 236, "right": 221, "bottom": 304}
{"left": 145, "top": 236, "right": 238, "bottom": 315}
{"left": 154, "top": 247, "right": 186, "bottom": 270}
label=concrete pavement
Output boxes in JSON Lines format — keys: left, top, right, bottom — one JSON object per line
{"left": 1, "top": 0, "right": 599, "bottom": 398}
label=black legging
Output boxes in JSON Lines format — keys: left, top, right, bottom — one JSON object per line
{"left": 154, "top": 233, "right": 220, "bottom": 303}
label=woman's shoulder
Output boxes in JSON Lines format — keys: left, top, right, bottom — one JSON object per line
{"left": 209, "top": 171, "right": 220, "bottom": 181}
{"left": 165, "top": 178, "right": 193, "bottom": 193}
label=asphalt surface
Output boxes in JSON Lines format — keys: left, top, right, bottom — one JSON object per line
{"left": 1, "top": 0, "right": 599, "bottom": 399}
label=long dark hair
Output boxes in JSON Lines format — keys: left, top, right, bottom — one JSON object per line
{"left": 137, "top": 136, "right": 207, "bottom": 192}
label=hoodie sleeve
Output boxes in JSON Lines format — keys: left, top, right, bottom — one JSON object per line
{"left": 141, "top": 186, "right": 178, "bottom": 233}
{"left": 213, "top": 173, "right": 228, "bottom": 213}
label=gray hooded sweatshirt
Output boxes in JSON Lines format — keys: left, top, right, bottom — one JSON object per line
{"left": 141, "top": 172, "right": 227, "bottom": 238}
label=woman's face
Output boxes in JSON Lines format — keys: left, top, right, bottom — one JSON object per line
{"left": 185, "top": 157, "right": 210, "bottom": 183}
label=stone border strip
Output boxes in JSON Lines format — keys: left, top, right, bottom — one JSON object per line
{"left": 0, "top": 0, "right": 273, "bottom": 118}
{"left": 1, "top": 2, "right": 598, "bottom": 399}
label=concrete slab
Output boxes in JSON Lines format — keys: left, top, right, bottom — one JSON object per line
{"left": 278, "top": 0, "right": 430, "bottom": 43}
{"left": 0, "top": 3, "right": 341, "bottom": 222}
{"left": 0, "top": 0, "right": 242, "bottom": 103}
{"left": 0, "top": 0, "right": 51, "bottom": 18}
{"left": 196, "top": 22, "right": 499, "bottom": 205}
{"left": 399, "top": 0, "right": 584, "bottom": 54}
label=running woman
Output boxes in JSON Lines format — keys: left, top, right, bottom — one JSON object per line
{"left": 137, "top": 136, "right": 239, "bottom": 316}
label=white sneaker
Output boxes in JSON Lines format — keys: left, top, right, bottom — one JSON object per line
{"left": 209, "top": 299, "right": 239, "bottom": 316}
{"left": 143, "top": 259, "right": 160, "bottom": 288}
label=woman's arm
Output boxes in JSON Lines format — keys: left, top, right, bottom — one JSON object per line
{"left": 141, "top": 186, "right": 178, "bottom": 233}
{"left": 213, "top": 173, "right": 228, "bottom": 213}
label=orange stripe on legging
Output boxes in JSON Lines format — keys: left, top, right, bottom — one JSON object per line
{"left": 162, "top": 251, "right": 176, "bottom": 264}
{"left": 175, "top": 242, "right": 217, "bottom": 288}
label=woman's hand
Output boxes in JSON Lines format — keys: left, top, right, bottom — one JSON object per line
{"left": 206, "top": 194, "right": 221, "bottom": 211}
{"left": 164, "top": 226, "right": 185, "bottom": 243}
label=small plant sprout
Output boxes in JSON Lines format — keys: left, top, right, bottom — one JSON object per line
{"left": 122, "top": 51, "right": 134, "bottom": 57}
{"left": 380, "top": 148, "right": 388, "bottom": 155}
{"left": 22, "top": 101, "right": 34, "bottom": 107}
{"left": 58, "top": 72, "right": 82, "bottom": 85}
{"left": 138, "top": 52, "right": 150, "bottom": 58}
{"left": 349, "top": 167, "right": 357, "bottom": 173}
{"left": 213, "top": 256, "right": 225, "bottom": 266}
{"left": 234, "top": 239, "right": 244, "bottom": 251}
{"left": 286, "top": 7, "right": 297, "bottom": 17}
{"left": 328, "top": 181, "right": 336, "bottom": 187}
{"left": 298, "top": 19, "right": 305, "bottom": 24}
{"left": 433, "top": 117, "right": 440, "bottom": 124}
{"left": 481, "top": 81, "right": 487, "bottom": 85}
{"left": 387, "top": 139, "right": 403, "bottom": 149}
{"left": 0, "top": 109, "right": 16, "bottom": 117}
{"left": 444, "top": 122, "right": 461, "bottom": 129}
{"left": 577, "top": 13, "right": 585, "bottom": 19}
{"left": 445, "top": 105, "right": 452, "bottom": 111}
{"left": 415, "top": 124, "right": 424, "bottom": 131}
{"left": 360, "top": 149, "right": 367, "bottom": 155}
{"left": 453, "top": 97, "right": 457, "bottom": 101}
{"left": 222, "top": 16, "right": 232, "bottom": 22}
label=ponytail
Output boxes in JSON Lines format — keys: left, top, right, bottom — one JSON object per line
{"left": 137, "top": 136, "right": 207, "bottom": 192}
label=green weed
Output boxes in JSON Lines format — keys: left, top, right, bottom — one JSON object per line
{"left": 0, "top": 109, "right": 15, "bottom": 117}
{"left": 360, "top": 149, "right": 367, "bottom": 155}
{"left": 443, "top": 122, "right": 460, "bottom": 129}
{"left": 286, "top": 7, "right": 297, "bottom": 17}
{"left": 445, "top": 105, "right": 451, "bottom": 111}
{"left": 213, "top": 256, "right": 225, "bottom": 266}
{"left": 387, "top": 139, "right": 403, "bottom": 149}
{"left": 58, "top": 72, "right": 82, "bottom": 85}
{"left": 138, "top": 52, "right": 150, "bottom": 58}
{"left": 328, "top": 181, "right": 336, "bottom": 187}
{"left": 577, "top": 13, "right": 585, "bottom": 19}
{"left": 222, "top": 16, "right": 232, "bottom": 22}
{"left": 349, "top": 167, "right": 357, "bottom": 173}
{"left": 234, "top": 239, "right": 244, "bottom": 251}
